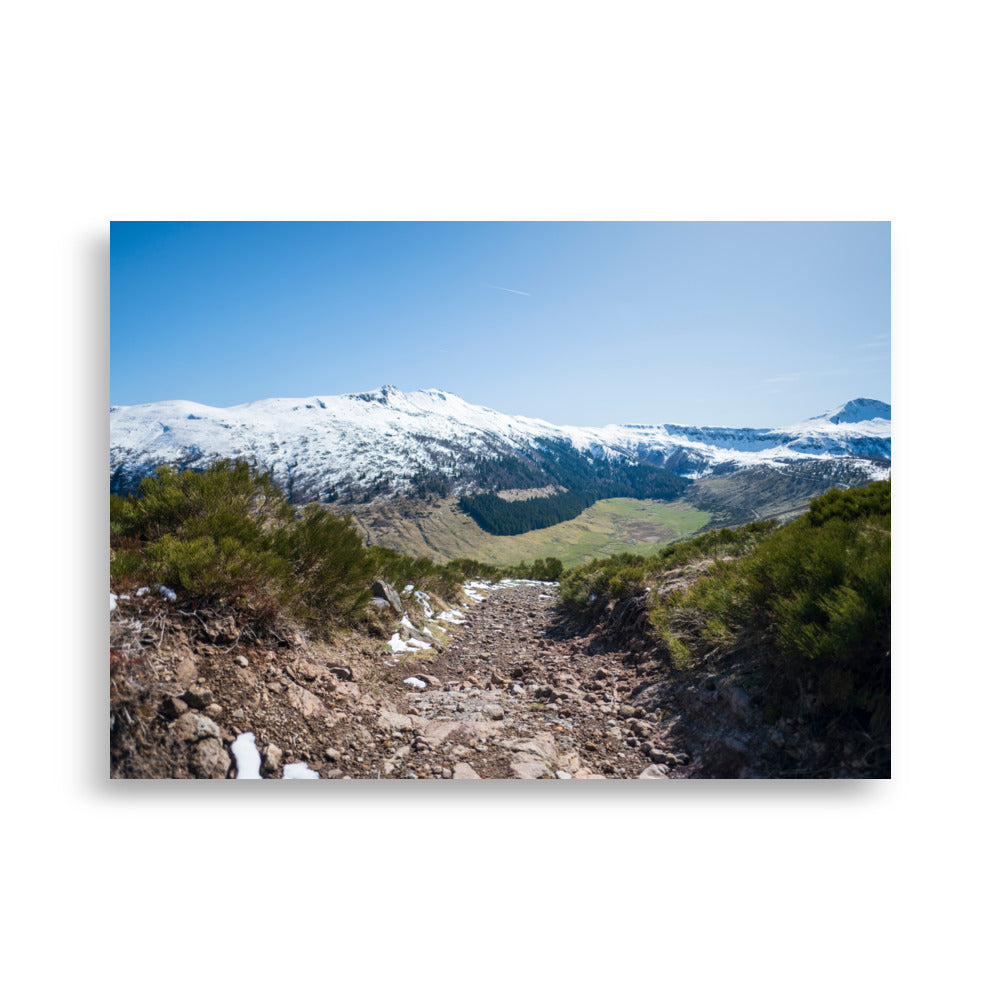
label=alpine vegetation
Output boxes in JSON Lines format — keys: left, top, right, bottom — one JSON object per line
{"left": 110, "top": 460, "right": 520, "bottom": 633}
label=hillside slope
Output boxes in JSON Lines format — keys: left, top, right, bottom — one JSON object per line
{"left": 350, "top": 496, "right": 712, "bottom": 567}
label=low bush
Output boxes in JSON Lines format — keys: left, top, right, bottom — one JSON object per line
{"left": 110, "top": 461, "right": 558, "bottom": 634}
{"left": 657, "top": 481, "right": 890, "bottom": 732}
{"left": 272, "top": 505, "right": 380, "bottom": 626}
{"left": 559, "top": 482, "right": 890, "bottom": 741}
{"left": 112, "top": 462, "right": 381, "bottom": 633}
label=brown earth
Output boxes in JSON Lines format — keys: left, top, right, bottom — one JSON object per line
{"left": 110, "top": 576, "right": 801, "bottom": 780}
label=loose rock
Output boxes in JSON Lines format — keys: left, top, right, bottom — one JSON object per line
{"left": 189, "top": 738, "right": 230, "bottom": 778}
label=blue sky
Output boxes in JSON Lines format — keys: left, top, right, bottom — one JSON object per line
{"left": 111, "top": 221, "right": 889, "bottom": 427}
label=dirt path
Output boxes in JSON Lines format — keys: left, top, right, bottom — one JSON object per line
{"left": 373, "top": 583, "right": 683, "bottom": 779}
{"left": 112, "top": 579, "right": 697, "bottom": 779}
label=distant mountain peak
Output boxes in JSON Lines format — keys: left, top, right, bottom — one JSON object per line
{"left": 814, "top": 398, "right": 890, "bottom": 425}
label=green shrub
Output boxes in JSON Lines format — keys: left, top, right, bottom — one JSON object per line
{"left": 659, "top": 481, "right": 890, "bottom": 729}
{"left": 272, "top": 505, "right": 379, "bottom": 628}
{"left": 114, "top": 461, "right": 291, "bottom": 540}
{"left": 111, "top": 462, "right": 381, "bottom": 632}
{"left": 560, "top": 481, "right": 890, "bottom": 737}
{"left": 110, "top": 460, "right": 525, "bottom": 633}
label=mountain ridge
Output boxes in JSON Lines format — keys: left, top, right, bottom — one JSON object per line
{"left": 110, "top": 385, "right": 891, "bottom": 504}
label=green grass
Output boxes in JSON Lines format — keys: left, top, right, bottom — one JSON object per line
{"left": 350, "top": 496, "right": 712, "bottom": 569}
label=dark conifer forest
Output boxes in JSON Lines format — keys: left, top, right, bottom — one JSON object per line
{"left": 460, "top": 439, "right": 689, "bottom": 535}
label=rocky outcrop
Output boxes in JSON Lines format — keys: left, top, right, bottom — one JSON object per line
{"left": 371, "top": 579, "right": 403, "bottom": 615}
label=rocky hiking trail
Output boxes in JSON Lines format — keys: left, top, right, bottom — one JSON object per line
{"left": 389, "top": 582, "right": 689, "bottom": 779}
{"left": 111, "top": 578, "right": 703, "bottom": 780}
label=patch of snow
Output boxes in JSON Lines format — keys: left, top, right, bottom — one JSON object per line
{"left": 157, "top": 585, "right": 177, "bottom": 602}
{"left": 136, "top": 586, "right": 150, "bottom": 597}
{"left": 403, "top": 677, "right": 427, "bottom": 689}
{"left": 110, "top": 593, "right": 117, "bottom": 612}
{"left": 282, "top": 762, "right": 319, "bottom": 779}
{"left": 413, "top": 590, "right": 434, "bottom": 617}
{"left": 232, "top": 733, "right": 262, "bottom": 779}
{"left": 389, "top": 629, "right": 433, "bottom": 652}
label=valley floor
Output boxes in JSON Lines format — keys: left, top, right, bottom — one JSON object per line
{"left": 349, "top": 496, "right": 712, "bottom": 568}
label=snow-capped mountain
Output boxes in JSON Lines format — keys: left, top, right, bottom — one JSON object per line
{"left": 110, "top": 386, "right": 891, "bottom": 502}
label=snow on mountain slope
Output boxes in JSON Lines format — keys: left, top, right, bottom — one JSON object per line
{"left": 110, "top": 386, "right": 891, "bottom": 501}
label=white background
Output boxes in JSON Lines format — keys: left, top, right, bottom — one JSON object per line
{"left": 4, "top": 1, "right": 995, "bottom": 997}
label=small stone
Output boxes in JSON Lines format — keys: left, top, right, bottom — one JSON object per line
{"left": 638, "top": 764, "right": 670, "bottom": 779}
{"left": 262, "top": 744, "right": 283, "bottom": 775}
{"left": 182, "top": 686, "right": 213, "bottom": 710}
{"left": 327, "top": 664, "right": 353, "bottom": 681}
{"left": 488, "top": 706, "right": 504, "bottom": 721}
{"left": 175, "top": 657, "right": 198, "bottom": 684}
{"left": 296, "top": 661, "right": 321, "bottom": 681}
{"left": 173, "top": 712, "right": 221, "bottom": 743}
{"left": 159, "top": 695, "right": 188, "bottom": 719}
{"left": 555, "top": 770, "right": 573, "bottom": 779}
{"left": 451, "top": 762, "right": 481, "bottom": 779}
{"left": 188, "top": 737, "right": 230, "bottom": 778}
{"left": 326, "top": 768, "right": 344, "bottom": 779}
{"left": 724, "top": 685, "right": 753, "bottom": 721}
{"left": 324, "top": 747, "right": 341, "bottom": 761}
{"left": 511, "top": 757, "right": 550, "bottom": 779}
{"left": 204, "top": 702, "right": 224, "bottom": 719}
{"left": 648, "top": 748, "right": 669, "bottom": 764}
{"left": 234, "top": 655, "right": 250, "bottom": 668}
